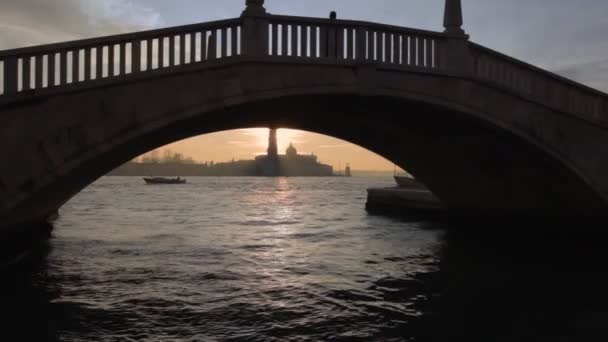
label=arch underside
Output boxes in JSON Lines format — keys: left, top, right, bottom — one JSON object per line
{"left": 2, "top": 93, "right": 606, "bottom": 228}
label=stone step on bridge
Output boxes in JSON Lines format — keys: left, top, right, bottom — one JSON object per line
{"left": 0, "top": 0, "right": 608, "bottom": 230}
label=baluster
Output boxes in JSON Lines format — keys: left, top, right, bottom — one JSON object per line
{"left": 36, "top": 55, "right": 44, "bottom": 88}
{"left": 231, "top": 27, "right": 238, "bottom": 57}
{"left": 327, "top": 25, "right": 337, "bottom": 59}
{"left": 391, "top": 34, "right": 398, "bottom": 64}
{"left": 132, "top": 40, "right": 141, "bottom": 73}
{"left": 180, "top": 34, "right": 186, "bottom": 64}
{"left": 569, "top": 90, "right": 575, "bottom": 114}
{"left": 120, "top": 44, "right": 127, "bottom": 75}
{"left": 487, "top": 61, "right": 494, "bottom": 81}
{"left": 72, "top": 50, "right": 79, "bottom": 82}
{"left": 271, "top": 24, "right": 278, "bottom": 56}
{"left": 159, "top": 38, "right": 165, "bottom": 68}
{"left": 474, "top": 54, "right": 482, "bottom": 77}
{"left": 109, "top": 45, "right": 116, "bottom": 76}
{"left": 595, "top": 97, "right": 603, "bottom": 119}
{"left": 23, "top": 57, "right": 31, "bottom": 90}
{"left": 483, "top": 56, "right": 489, "bottom": 78}
{"left": 355, "top": 27, "right": 365, "bottom": 61}
{"left": 84, "top": 48, "right": 91, "bottom": 80}
{"left": 383, "top": 33, "right": 391, "bottom": 63}
{"left": 208, "top": 31, "right": 217, "bottom": 60}
{"left": 48, "top": 53, "right": 56, "bottom": 86}
{"left": 221, "top": 28, "right": 228, "bottom": 58}
{"left": 320, "top": 25, "right": 328, "bottom": 58}
{"left": 511, "top": 68, "right": 518, "bottom": 90}
{"left": 476, "top": 56, "right": 483, "bottom": 78}
{"left": 484, "top": 59, "right": 491, "bottom": 79}
{"left": 336, "top": 27, "right": 344, "bottom": 59}
{"left": 417, "top": 39, "right": 425, "bottom": 67}
{"left": 506, "top": 65, "right": 513, "bottom": 88}
{"left": 146, "top": 40, "right": 153, "bottom": 69}
{"left": 409, "top": 37, "right": 417, "bottom": 66}
{"left": 311, "top": 26, "right": 318, "bottom": 58}
{"left": 346, "top": 28, "right": 353, "bottom": 60}
{"left": 426, "top": 38, "right": 433, "bottom": 67}
{"left": 190, "top": 33, "right": 197, "bottom": 62}
{"left": 376, "top": 32, "right": 382, "bottom": 62}
{"left": 302, "top": 26, "right": 309, "bottom": 57}
{"left": 401, "top": 35, "right": 408, "bottom": 65}
{"left": 169, "top": 36, "right": 175, "bottom": 66}
{"left": 60, "top": 52, "right": 68, "bottom": 84}
{"left": 291, "top": 25, "right": 298, "bottom": 57}
{"left": 367, "top": 31, "right": 374, "bottom": 61}
{"left": 281, "top": 24, "right": 288, "bottom": 56}
{"left": 4, "top": 57, "right": 18, "bottom": 94}
{"left": 201, "top": 32, "right": 208, "bottom": 61}
{"left": 352, "top": 28, "right": 358, "bottom": 60}
{"left": 96, "top": 47, "right": 104, "bottom": 78}
{"left": 498, "top": 63, "right": 505, "bottom": 85}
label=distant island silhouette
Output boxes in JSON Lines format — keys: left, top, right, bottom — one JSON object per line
{"left": 109, "top": 129, "right": 345, "bottom": 177}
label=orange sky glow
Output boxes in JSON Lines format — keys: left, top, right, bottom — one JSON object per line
{"left": 141, "top": 129, "right": 397, "bottom": 171}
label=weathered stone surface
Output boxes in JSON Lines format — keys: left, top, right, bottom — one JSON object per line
{"left": 0, "top": 59, "right": 607, "bottom": 228}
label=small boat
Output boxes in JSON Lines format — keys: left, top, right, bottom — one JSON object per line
{"left": 143, "top": 177, "right": 186, "bottom": 184}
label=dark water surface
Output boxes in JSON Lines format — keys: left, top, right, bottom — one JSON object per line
{"left": 3, "top": 177, "right": 608, "bottom": 341}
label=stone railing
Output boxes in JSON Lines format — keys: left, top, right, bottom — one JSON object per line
{"left": 0, "top": 18, "right": 242, "bottom": 96}
{"left": 0, "top": 14, "right": 451, "bottom": 99}
{"left": 470, "top": 43, "right": 608, "bottom": 123}
{"left": 1, "top": 10, "right": 606, "bottom": 126}
{"left": 266, "top": 15, "right": 448, "bottom": 69}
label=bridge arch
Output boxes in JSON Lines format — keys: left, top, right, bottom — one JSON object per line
{"left": 1, "top": 66, "right": 606, "bottom": 228}
{"left": 1, "top": 0, "right": 608, "bottom": 226}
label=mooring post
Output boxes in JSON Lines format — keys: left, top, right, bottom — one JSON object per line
{"left": 441, "top": 0, "right": 472, "bottom": 74}
{"left": 241, "top": 0, "right": 269, "bottom": 58}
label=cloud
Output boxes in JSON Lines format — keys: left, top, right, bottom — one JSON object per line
{"left": 0, "top": 0, "right": 162, "bottom": 49}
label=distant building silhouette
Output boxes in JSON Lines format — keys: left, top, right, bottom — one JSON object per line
{"left": 110, "top": 129, "right": 334, "bottom": 177}
{"left": 345, "top": 164, "right": 352, "bottom": 177}
{"left": 255, "top": 129, "right": 333, "bottom": 176}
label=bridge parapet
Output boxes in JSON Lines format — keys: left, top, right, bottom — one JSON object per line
{"left": 0, "top": 18, "right": 242, "bottom": 97}
{"left": 265, "top": 15, "right": 447, "bottom": 70}
{"left": 0, "top": 2, "right": 606, "bottom": 128}
{"left": 0, "top": 14, "right": 450, "bottom": 101}
{"left": 471, "top": 43, "right": 608, "bottom": 125}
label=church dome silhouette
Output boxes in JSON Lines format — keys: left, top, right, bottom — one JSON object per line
{"left": 286, "top": 143, "right": 298, "bottom": 157}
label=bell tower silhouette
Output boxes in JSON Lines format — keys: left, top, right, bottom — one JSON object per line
{"left": 267, "top": 128, "right": 278, "bottom": 158}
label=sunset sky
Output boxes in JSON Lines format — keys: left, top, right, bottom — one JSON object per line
{"left": 3, "top": 0, "right": 607, "bottom": 169}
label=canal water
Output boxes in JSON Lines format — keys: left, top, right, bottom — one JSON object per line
{"left": 3, "top": 177, "right": 608, "bottom": 341}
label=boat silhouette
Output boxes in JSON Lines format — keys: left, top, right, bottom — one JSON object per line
{"left": 143, "top": 177, "right": 186, "bottom": 184}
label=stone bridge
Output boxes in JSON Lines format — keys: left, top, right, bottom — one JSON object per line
{"left": 1, "top": 0, "right": 608, "bottom": 229}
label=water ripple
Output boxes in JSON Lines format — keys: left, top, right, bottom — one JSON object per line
{"left": 33, "top": 176, "right": 442, "bottom": 341}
